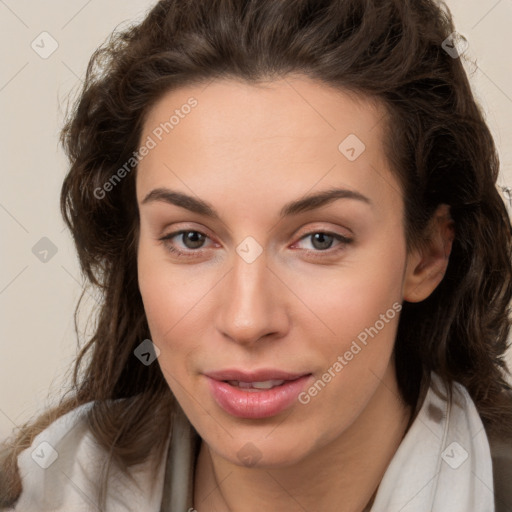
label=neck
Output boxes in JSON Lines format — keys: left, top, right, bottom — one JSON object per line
{"left": 194, "top": 367, "right": 413, "bottom": 512}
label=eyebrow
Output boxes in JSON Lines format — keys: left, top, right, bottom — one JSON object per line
{"left": 141, "top": 186, "right": 371, "bottom": 220}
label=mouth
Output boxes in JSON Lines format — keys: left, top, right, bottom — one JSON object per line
{"left": 204, "top": 369, "right": 313, "bottom": 419}
{"left": 225, "top": 379, "right": 289, "bottom": 391}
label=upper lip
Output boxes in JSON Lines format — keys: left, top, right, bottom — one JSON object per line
{"left": 205, "top": 369, "right": 311, "bottom": 382}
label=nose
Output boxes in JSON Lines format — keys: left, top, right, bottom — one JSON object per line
{"left": 216, "top": 249, "right": 289, "bottom": 347}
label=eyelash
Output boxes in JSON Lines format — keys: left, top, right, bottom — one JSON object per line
{"left": 158, "top": 229, "right": 353, "bottom": 259}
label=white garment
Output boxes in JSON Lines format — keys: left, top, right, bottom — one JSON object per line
{"left": 7, "top": 372, "right": 495, "bottom": 511}
{"left": 8, "top": 402, "right": 171, "bottom": 511}
{"left": 369, "top": 372, "right": 494, "bottom": 512}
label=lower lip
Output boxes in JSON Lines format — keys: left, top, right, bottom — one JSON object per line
{"left": 206, "top": 375, "right": 312, "bottom": 419}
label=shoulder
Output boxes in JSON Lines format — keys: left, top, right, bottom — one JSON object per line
{"left": 486, "top": 390, "right": 512, "bottom": 512}
{"left": 445, "top": 379, "right": 512, "bottom": 512}
{"left": 8, "top": 400, "right": 170, "bottom": 512}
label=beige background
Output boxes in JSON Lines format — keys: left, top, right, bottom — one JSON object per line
{"left": 1, "top": 0, "right": 512, "bottom": 441}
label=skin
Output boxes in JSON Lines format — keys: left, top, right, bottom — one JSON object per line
{"left": 136, "top": 76, "right": 454, "bottom": 512}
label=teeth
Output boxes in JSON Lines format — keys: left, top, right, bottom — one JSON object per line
{"left": 227, "top": 379, "right": 286, "bottom": 390}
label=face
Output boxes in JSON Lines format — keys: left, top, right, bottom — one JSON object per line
{"left": 136, "top": 76, "right": 412, "bottom": 468}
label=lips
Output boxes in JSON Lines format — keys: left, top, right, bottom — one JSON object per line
{"left": 205, "top": 368, "right": 308, "bottom": 382}
{"left": 205, "top": 369, "right": 313, "bottom": 419}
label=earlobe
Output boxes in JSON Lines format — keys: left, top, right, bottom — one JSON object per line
{"left": 403, "top": 204, "right": 455, "bottom": 303}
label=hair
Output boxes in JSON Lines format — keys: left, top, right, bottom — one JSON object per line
{"left": 2, "top": 0, "right": 512, "bottom": 508}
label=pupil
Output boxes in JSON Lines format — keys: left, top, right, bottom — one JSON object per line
{"left": 184, "top": 231, "right": 204, "bottom": 249}
{"left": 312, "top": 233, "right": 333, "bottom": 250}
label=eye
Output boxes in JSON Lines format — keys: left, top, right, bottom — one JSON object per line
{"left": 292, "top": 231, "right": 353, "bottom": 255}
{"left": 159, "top": 229, "right": 214, "bottom": 257}
{"left": 158, "top": 229, "right": 353, "bottom": 259}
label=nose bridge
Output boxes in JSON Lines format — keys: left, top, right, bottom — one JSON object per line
{"left": 217, "top": 246, "right": 286, "bottom": 345}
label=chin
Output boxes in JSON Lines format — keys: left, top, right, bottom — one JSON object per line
{"left": 208, "top": 428, "right": 319, "bottom": 469}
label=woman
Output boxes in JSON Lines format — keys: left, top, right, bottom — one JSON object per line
{"left": 2, "top": 0, "right": 512, "bottom": 510}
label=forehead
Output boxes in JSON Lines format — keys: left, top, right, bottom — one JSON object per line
{"left": 136, "top": 76, "right": 400, "bottom": 214}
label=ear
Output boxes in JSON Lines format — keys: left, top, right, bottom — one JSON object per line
{"left": 403, "top": 204, "right": 455, "bottom": 303}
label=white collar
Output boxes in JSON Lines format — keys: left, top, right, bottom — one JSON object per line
{"left": 368, "top": 371, "right": 494, "bottom": 511}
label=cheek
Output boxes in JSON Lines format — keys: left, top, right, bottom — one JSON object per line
{"left": 138, "top": 234, "right": 197, "bottom": 327}
{"left": 137, "top": 238, "right": 215, "bottom": 379}
{"left": 291, "top": 237, "right": 406, "bottom": 420}
{"left": 298, "top": 235, "right": 405, "bottom": 346}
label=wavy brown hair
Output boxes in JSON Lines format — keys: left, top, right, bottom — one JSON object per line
{"left": 2, "top": 0, "right": 512, "bottom": 507}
